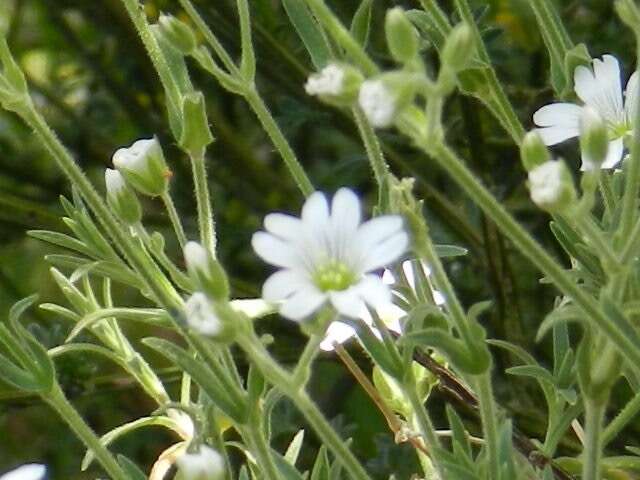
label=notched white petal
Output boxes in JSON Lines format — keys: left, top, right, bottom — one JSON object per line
{"left": 251, "top": 232, "right": 299, "bottom": 268}
{"left": 279, "top": 286, "right": 326, "bottom": 321}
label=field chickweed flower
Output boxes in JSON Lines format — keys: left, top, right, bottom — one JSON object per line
{"left": 305, "top": 64, "right": 345, "bottom": 96}
{"left": 176, "top": 446, "right": 224, "bottom": 480}
{"left": 185, "top": 292, "right": 221, "bottom": 336}
{"left": 533, "top": 54, "right": 638, "bottom": 169}
{"left": 252, "top": 188, "right": 408, "bottom": 321}
{"left": 104, "top": 168, "right": 142, "bottom": 225}
{"left": 0, "top": 465, "right": 46, "bottom": 480}
{"left": 527, "top": 160, "right": 576, "bottom": 212}
{"left": 112, "top": 137, "right": 170, "bottom": 196}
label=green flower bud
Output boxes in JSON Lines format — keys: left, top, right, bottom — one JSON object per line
{"left": 442, "top": 23, "right": 474, "bottom": 72}
{"left": 385, "top": 8, "right": 419, "bottom": 64}
{"left": 176, "top": 445, "right": 225, "bottom": 480}
{"left": 521, "top": 130, "right": 552, "bottom": 171}
{"left": 180, "top": 92, "right": 214, "bottom": 155}
{"left": 104, "top": 168, "right": 142, "bottom": 225}
{"left": 580, "top": 106, "right": 609, "bottom": 170}
{"left": 112, "top": 137, "right": 170, "bottom": 197}
{"left": 527, "top": 160, "right": 576, "bottom": 213}
{"left": 184, "top": 241, "right": 229, "bottom": 301}
{"left": 158, "top": 14, "right": 197, "bottom": 55}
{"left": 304, "top": 63, "right": 363, "bottom": 106}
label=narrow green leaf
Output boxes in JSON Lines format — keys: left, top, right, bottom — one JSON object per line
{"left": 281, "top": 0, "right": 332, "bottom": 69}
{"left": 350, "top": 0, "right": 374, "bottom": 47}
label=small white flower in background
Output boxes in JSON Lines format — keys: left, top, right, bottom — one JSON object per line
{"left": 112, "top": 137, "right": 169, "bottom": 196}
{"left": 104, "top": 168, "right": 142, "bottom": 225}
{"left": 527, "top": 160, "right": 576, "bottom": 212}
{"left": 383, "top": 259, "right": 446, "bottom": 306}
{"left": 533, "top": 54, "right": 638, "bottom": 170}
{"left": 359, "top": 80, "right": 397, "bottom": 128}
{"left": 185, "top": 292, "right": 221, "bottom": 336}
{"left": 0, "top": 464, "right": 46, "bottom": 480}
{"left": 252, "top": 188, "right": 408, "bottom": 321}
{"left": 176, "top": 445, "right": 224, "bottom": 480}
{"left": 305, "top": 64, "right": 345, "bottom": 96}
{"left": 104, "top": 168, "right": 126, "bottom": 195}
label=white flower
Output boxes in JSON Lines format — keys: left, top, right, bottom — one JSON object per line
{"left": 113, "top": 137, "right": 161, "bottom": 171}
{"left": 112, "top": 137, "right": 169, "bottom": 196}
{"left": 185, "top": 293, "right": 221, "bottom": 336}
{"left": 252, "top": 188, "right": 408, "bottom": 321}
{"left": 533, "top": 54, "right": 638, "bottom": 170}
{"left": 104, "top": 168, "right": 126, "bottom": 195}
{"left": 358, "top": 80, "right": 396, "bottom": 128}
{"left": 0, "top": 465, "right": 46, "bottom": 480}
{"left": 528, "top": 161, "right": 566, "bottom": 208}
{"left": 176, "top": 446, "right": 224, "bottom": 480}
{"left": 305, "top": 64, "right": 345, "bottom": 96}
{"left": 184, "top": 241, "right": 208, "bottom": 273}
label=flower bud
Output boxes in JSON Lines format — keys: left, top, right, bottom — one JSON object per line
{"left": 112, "top": 137, "right": 170, "bottom": 197}
{"left": 105, "top": 168, "right": 142, "bottom": 225}
{"left": 442, "top": 23, "right": 474, "bottom": 72}
{"left": 521, "top": 130, "right": 552, "bottom": 171}
{"left": 185, "top": 293, "right": 222, "bottom": 336}
{"left": 385, "top": 8, "right": 419, "bottom": 64}
{"left": 304, "top": 63, "right": 363, "bottom": 106}
{"left": 176, "top": 445, "right": 225, "bottom": 480}
{"left": 158, "top": 14, "right": 197, "bottom": 55}
{"left": 180, "top": 92, "right": 214, "bottom": 155}
{"left": 184, "top": 241, "right": 229, "bottom": 300}
{"left": 580, "top": 106, "right": 609, "bottom": 170}
{"left": 527, "top": 160, "right": 576, "bottom": 213}
{"left": 358, "top": 72, "right": 418, "bottom": 128}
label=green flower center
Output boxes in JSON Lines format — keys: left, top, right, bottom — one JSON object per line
{"left": 313, "top": 260, "right": 356, "bottom": 292}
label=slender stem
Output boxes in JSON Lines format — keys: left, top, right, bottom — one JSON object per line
{"left": 243, "top": 421, "right": 280, "bottom": 480}
{"left": 46, "top": 383, "right": 128, "bottom": 480}
{"left": 475, "top": 374, "right": 500, "bottom": 480}
{"left": 404, "top": 381, "right": 441, "bottom": 454}
{"left": 352, "top": 106, "right": 390, "bottom": 193}
{"left": 582, "top": 400, "right": 606, "bottom": 480}
{"left": 292, "top": 333, "right": 323, "bottom": 388}
{"left": 416, "top": 141, "right": 640, "bottom": 372}
{"left": 598, "top": 172, "right": 617, "bottom": 220}
{"left": 244, "top": 88, "right": 314, "bottom": 197}
{"left": 237, "top": 333, "right": 373, "bottom": 480}
{"left": 190, "top": 150, "right": 217, "bottom": 254}
{"left": 161, "top": 192, "right": 188, "bottom": 248}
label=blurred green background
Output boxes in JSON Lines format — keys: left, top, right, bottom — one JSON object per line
{"left": 0, "top": 0, "right": 638, "bottom": 478}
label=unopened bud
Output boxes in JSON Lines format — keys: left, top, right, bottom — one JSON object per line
{"left": 176, "top": 445, "right": 225, "bottom": 480}
{"left": 385, "top": 8, "right": 419, "bottom": 64}
{"left": 184, "top": 241, "right": 229, "bottom": 300}
{"left": 442, "top": 23, "right": 474, "bottom": 72}
{"left": 112, "top": 137, "right": 170, "bottom": 197}
{"left": 185, "top": 293, "right": 222, "bottom": 337}
{"left": 580, "top": 106, "right": 609, "bottom": 170}
{"left": 521, "top": 131, "right": 552, "bottom": 171}
{"left": 180, "top": 92, "right": 214, "bottom": 155}
{"left": 158, "top": 14, "right": 197, "bottom": 55}
{"left": 528, "top": 160, "right": 576, "bottom": 212}
{"left": 305, "top": 63, "right": 363, "bottom": 106}
{"left": 358, "top": 72, "right": 418, "bottom": 128}
{"left": 105, "top": 169, "right": 142, "bottom": 225}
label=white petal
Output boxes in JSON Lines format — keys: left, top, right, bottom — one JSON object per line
{"left": 574, "top": 55, "right": 624, "bottom": 123}
{"left": 331, "top": 188, "right": 362, "bottom": 262}
{"left": 320, "top": 321, "right": 356, "bottom": 351}
{"left": 301, "top": 191, "right": 330, "bottom": 231}
{"left": 626, "top": 71, "right": 639, "bottom": 123}
{"left": 601, "top": 137, "right": 625, "bottom": 169}
{"left": 262, "top": 269, "right": 307, "bottom": 301}
{"left": 330, "top": 289, "right": 366, "bottom": 318}
{"left": 0, "top": 465, "right": 46, "bottom": 480}
{"left": 382, "top": 269, "right": 395, "bottom": 285}
{"left": 360, "top": 231, "right": 409, "bottom": 272}
{"left": 252, "top": 232, "right": 299, "bottom": 268}
{"left": 353, "top": 215, "right": 405, "bottom": 264}
{"left": 534, "top": 126, "right": 580, "bottom": 146}
{"left": 279, "top": 286, "right": 326, "bottom": 321}
{"left": 264, "top": 213, "right": 304, "bottom": 240}
{"left": 533, "top": 103, "right": 582, "bottom": 128}
{"left": 402, "top": 260, "right": 416, "bottom": 291}
{"left": 357, "top": 275, "right": 392, "bottom": 309}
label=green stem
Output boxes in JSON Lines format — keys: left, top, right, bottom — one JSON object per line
{"left": 292, "top": 333, "right": 323, "bottom": 388}
{"left": 582, "top": 400, "right": 606, "bottom": 480}
{"left": 243, "top": 421, "right": 280, "bottom": 480}
{"left": 244, "top": 88, "right": 314, "bottom": 197}
{"left": 574, "top": 215, "right": 620, "bottom": 272}
{"left": 237, "top": 332, "right": 373, "bottom": 480}
{"left": 475, "top": 374, "right": 500, "bottom": 480}
{"left": 404, "top": 382, "right": 441, "bottom": 452}
{"left": 417, "top": 141, "right": 640, "bottom": 373}
{"left": 46, "top": 383, "right": 128, "bottom": 480}
{"left": 161, "top": 192, "right": 188, "bottom": 248}
{"left": 352, "top": 106, "right": 390, "bottom": 202}
{"left": 190, "top": 150, "right": 217, "bottom": 254}
{"left": 598, "top": 172, "right": 617, "bottom": 220}
{"left": 603, "top": 390, "right": 640, "bottom": 446}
